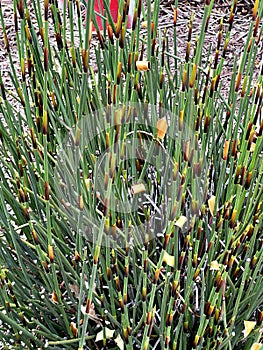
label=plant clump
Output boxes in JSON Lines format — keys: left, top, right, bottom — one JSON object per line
{"left": 0, "top": 0, "right": 262, "bottom": 349}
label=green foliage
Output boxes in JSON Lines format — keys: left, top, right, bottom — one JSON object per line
{"left": 0, "top": 0, "right": 263, "bottom": 349}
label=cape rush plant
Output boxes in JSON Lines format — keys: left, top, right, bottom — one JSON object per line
{"left": 0, "top": 0, "right": 263, "bottom": 349}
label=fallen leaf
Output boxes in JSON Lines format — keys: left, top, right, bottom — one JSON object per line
{"left": 95, "top": 327, "right": 115, "bottom": 342}
{"left": 115, "top": 333, "right": 125, "bottom": 350}
{"left": 131, "top": 183, "right": 146, "bottom": 195}
{"left": 70, "top": 322, "right": 78, "bottom": 337}
{"left": 163, "top": 251, "right": 174, "bottom": 267}
{"left": 69, "top": 283, "right": 80, "bottom": 298}
{"left": 157, "top": 117, "right": 168, "bottom": 140}
{"left": 210, "top": 260, "right": 220, "bottom": 271}
{"left": 208, "top": 195, "right": 216, "bottom": 216}
{"left": 136, "top": 60, "right": 150, "bottom": 71}
{"left": 81, "top": 303, "right": 102, "bottom": 324}
{"left": 175, "top": 216, "right": 187, "bottom": 228}
{"left": 141, "top": 21, "right": 148, "bottom": 29}
{"left": 243, "top": 320, "right": 256, "bottom": 338}
{"left": 51, "top": 291, "right": 59, "bottom": 304}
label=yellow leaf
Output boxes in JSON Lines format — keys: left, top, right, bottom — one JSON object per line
{"left": 157, "top": 117, "right": 168, "bottom": 139}
{"left": 70, "top": 322, "right": 78, "bottom": 338}
{"left": 175, "top": 216, "right": 187, "bottom": 228}
{"left": 136, "top": 61, "right": 150, "bottom": 71}
{"left": 141, "top": 21, "right": 148, "bottom": 29}
{"left": 243, "top": 321, "right": 256, "bottom": 338}
{"left": 51, "top": 291, "right": 59, "bottom": 304}
{"left": 115, "top": 333, "right": 124, "bottom": 350}
{"left": 210, "top": 260, "right": 220, "bottom": 271}
{"left": 251, "top": 343, "right": 263, "bottom": 350}
{"left": 95, "top": 327, "right": 115, "bottom": 342}
{"left": 208, "top": 195, "right": 216, "bottom": 216}
{"left": 163, "top": 251, "right": 174, "bottom": 267}
{"left": 131, "top": 183, "right": 146, "bottom": 195}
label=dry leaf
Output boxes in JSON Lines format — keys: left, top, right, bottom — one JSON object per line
{"left": 141, "top": 21, "right": 148, "bottom": 29}
{"left": 69, "top": 283, "right": 80, "bottom": 298}
{"left": 163, "top": 251, "right": 174, "bottom": 267}
{"left": 210, "top": 260, "right": 220, "bottom": 271}
{"left": 131, "top": 183, "right": 146, "bottom": 195}
{"left": 70, "top": 322, "right": 78, "bottom": 337}
{"left": 81, "top": 303, "right": 102, "bottom": 324}
{"left": 157, "top": 117, "right": 168, "bottom": 140}
{"left": 136, "top": 60, "right": 150, "bottom": 71}
{"left": 175, "top": 216, "right": 187, "bottom": 228}
{"left": 51, "top": 291, "right": 59, "bottom": 304}
{"left": 95, "top": 327, "right": 115, "bottom": 342}
{"left": 243, "top": 320, "right": 256, "bottom": 338}
{"left": 81, "top": 305, "right": 87, "bottom": 315}
{"left": 115, "top": 333, "right": 125, "bottom": 350}
{"left": 208, "top": 195, "right": 216, "bottom": 216}
{"left": 81, "top": 303, "right": 95, "bottom": 316}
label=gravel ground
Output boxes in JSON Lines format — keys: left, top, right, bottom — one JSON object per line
{"left": 0, "top": 0, "right": 261, "bottom": 109}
